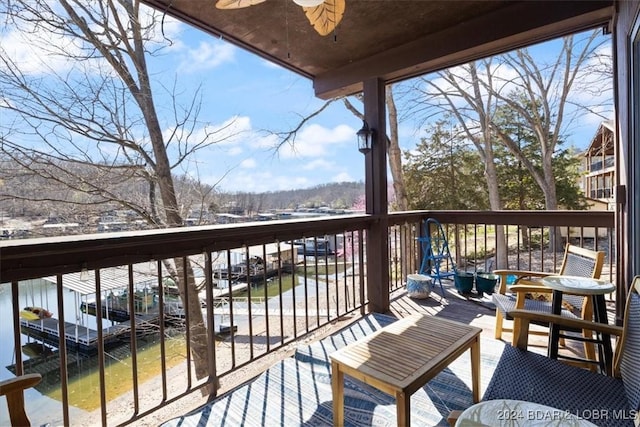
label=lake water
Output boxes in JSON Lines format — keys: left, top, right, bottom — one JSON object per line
{"left": 0, "top": 278, "right": 199, "bottom": 424}
{"left": 0, "top": 280, "right": 88, "bottom": 425}
{"left": 0, "top": 273, "right": 332, "bottom": 425}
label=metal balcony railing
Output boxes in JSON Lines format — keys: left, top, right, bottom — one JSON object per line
{"left": 388, "top": 211, "right": 616, "bottom": 289}
{"left": 0, "top": 210, "right": 615, "bottom": 426}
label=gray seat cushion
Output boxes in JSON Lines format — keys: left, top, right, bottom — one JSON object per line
{"left": 483, "top": 345, "right": 633, "bottom": 427}
{"left": 618, "top": 292, "right": 640, "bottom": 414}
{"left": 493, "top": 293, "right": 580, "bottom": 321}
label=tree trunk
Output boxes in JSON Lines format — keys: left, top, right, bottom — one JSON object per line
{"left": 386, "top": 87, "right": 408, "bottom": 211}
{"left": 483, "top": 139, "right": 509, "bottom": 269}
{"left": 386, "top": 86, "right": 415, "bottom": 276}
{"left": 59, "top": 0, "right": 215, "bottom": 394}
{"left": 174, "top": 257, "right": 218, "bottom": 395}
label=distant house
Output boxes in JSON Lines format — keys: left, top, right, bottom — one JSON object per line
{"left": 215, "top": 213, "right": 247, "bottom": 224}
{"left": 561, "top": 197, "right": 610, "bottom": 240}
{"left": 42, "top": 222, "right": 80, "bottom": 236}
{"left": 561, "top": 121, "right": 616, "bottom": 241}
{"left": 582, "top": 120, "right": 615, "bottom": 210}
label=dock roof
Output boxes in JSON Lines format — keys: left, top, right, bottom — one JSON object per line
{"left": 44, "top": 267, "right": 157, "bottom": 295}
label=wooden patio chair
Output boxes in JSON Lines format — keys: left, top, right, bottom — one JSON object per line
{"left": 450, "top": 275, "right": 640, "bottom": 426}
{"left": 0, "top": 373, "right": 42, "bottom": 427}
{"left": 492, "top": 244, "right": 605, "bottom": 360}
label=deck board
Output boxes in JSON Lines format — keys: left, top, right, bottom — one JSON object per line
{"left": 387, "top": 280, "right": 611, "bottom": 357}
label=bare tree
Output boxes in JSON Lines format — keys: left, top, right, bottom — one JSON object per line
{"left": 488, "top": 31, "right": 610, "bottom": 213}
{"left": 385, "top": 86, "right": 409, "bottom": 211}
{"left": 409, "top": 29, "right": 611, "bottom": 256}
{"left": 414, "top": 60, "right": 508, "bottom": 267}
{"left": 278, "top": 87, "right": 415, "bottom": 273}
{"left": 0, "top": 0, "right": 235, "bottom": 394}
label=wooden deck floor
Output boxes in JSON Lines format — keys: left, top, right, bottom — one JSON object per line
{"left": 213, "top": 277, "right": 615, "bottom": 400}
{"left": 134, "top": 278, "right": 618, "bottom": 426}
{"left": 389, "top": 283, "right": 499, "bottom": 334}
{"left": 387, "top": 278, "right": 617, "bottom": 360}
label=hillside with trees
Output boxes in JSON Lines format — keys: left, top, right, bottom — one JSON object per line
{"left": 0, "top": 157, "right": 364, "bottom": 227}
{"left": 213, "top": 182, "right": 365, "bottom": 214}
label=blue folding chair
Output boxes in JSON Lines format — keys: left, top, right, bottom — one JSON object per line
{"left": 418, "top": 218, "right": 456, "bottom": 297}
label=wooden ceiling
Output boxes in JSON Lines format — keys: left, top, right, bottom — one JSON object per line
{"left": 142, "top": 1, "right": 613, "bottom": 99}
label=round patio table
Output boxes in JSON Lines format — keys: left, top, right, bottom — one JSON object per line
{"left": 541, "top": 275, "right": 615, "bottom": 374}
{"left": 455, "top": 399, "right": 598, "bottom": 426}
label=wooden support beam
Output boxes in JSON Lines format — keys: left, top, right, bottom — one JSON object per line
{"left": 363, "top": 78, "right": 389, "bottom": 313}
{"left": 314, "top": 1, "right": 612, "bottom": 99}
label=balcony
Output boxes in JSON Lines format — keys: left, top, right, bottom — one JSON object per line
{"left": 588, "top": 156, "right": 616, "bottom": 173}
{"left": 0, "top": 210, "right": 616, "bottom": 426}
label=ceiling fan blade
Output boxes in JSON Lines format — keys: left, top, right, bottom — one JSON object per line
{"left": 216, "top": 0, "right": 267, "bottom": 9}
{"left": 302, "top": 0, "right": 345, "bottom": 36}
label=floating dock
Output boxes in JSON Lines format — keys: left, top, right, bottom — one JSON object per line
{"left": 20, "top": 314, "right": 159, "bottom": 354}
{"left": 19, "top": 268, "right": 236, "bottom": 357}
{"left": 80, "top": 297, "right": 157, "bottom": 323}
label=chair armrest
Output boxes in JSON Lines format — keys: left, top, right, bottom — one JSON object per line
{"left": 0, "top": 373, "right": 42, "bottom": 396}
{"left": 509, "top": 285, "right": 553, "bottom": 309}
{"left": 492, "top": 270, "right": 554, "bottom": 293}
{"left": 0, "top": 373, "right": 42, "bottom": 427}
{"left": 508, "top": 309, "right": 623, "bottom": 349}
{"left": 493, "top": 270, "right": 553, "bottom": 278}
{"left": 509, "top": 284, "right": 552, "bottom": 294}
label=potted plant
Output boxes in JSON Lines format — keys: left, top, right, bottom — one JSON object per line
{"left": 454, "top": 270, "right": 474, "bottom": 294}
{"left": 476, "top": 272, "right": 499, "bottom": 295}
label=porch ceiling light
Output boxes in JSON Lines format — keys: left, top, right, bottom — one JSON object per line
{"left": 357, "top": 120, "right": 374, "bottom": 154}
{"left": 292, "top": 0, "right": 324, "bottom": 6}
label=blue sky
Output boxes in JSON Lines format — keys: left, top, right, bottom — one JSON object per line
{"left": 149, "top": 16, "right": 612, "bottom": 193}
{"left": 145, "top": 18, "right": 367, "bottom": 193}
{"left": 1, "top": 4, "right": 613, "bottom": 194}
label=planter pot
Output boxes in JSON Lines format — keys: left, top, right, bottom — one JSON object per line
{"left": 454, "top": 271, "right": 474, "bottom": 294}
{"left": 476, "top": 273, "right": 499, "bottom": 295}
{"left": 406, "top": 274, "right": 432, "bottom": 299}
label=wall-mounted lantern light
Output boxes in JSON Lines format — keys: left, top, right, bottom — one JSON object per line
{"left": 357, "top": 120, "right": 374, "bottom": 154}
{"left": 79, "top": 264, "right": 89, "bottom": 281}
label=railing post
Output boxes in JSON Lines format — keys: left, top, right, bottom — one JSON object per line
{"left": 363, "top": 77, "right": 389, "bottom": 313}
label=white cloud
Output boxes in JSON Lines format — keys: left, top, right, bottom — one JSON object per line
{"left": 213, "top": 116, "right": 253, "bottom": 144}
{"left": 177, "top": 41, "right": 236, "bottom": 74}
{"left": 0, "top": 2, "right": 185, "bottom": 77}
{"left": 241, "top": 158, "right": 257, "bottom": 169}
{"left": 139, "top": 5, "right": 184, "bottom": 50}
{"left": 251, "top": 134, "right": 280, "bottom": 150}
{"left": 302, "top": 159, "right": 335, "bottom": 171}
{"left": 422, "top": 61, "right": 521, "bottom": 110}
{"left": 227, "top": 146, "right": 244, "bottom": 156}
{"left": 279, "top": 124, "right": 354, "bottom": 159}
{"left": 332, "top": 172, "right": 353, "bottom": 182}
{"left": 163, "top": 115, "right": 253, "bottom": 147}
{"left": 0, "top": 25, "right": 80, "bottom": 76}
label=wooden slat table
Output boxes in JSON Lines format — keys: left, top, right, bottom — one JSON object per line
{"left": 330, "top": 314, "right": 481, "bottom": 427}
